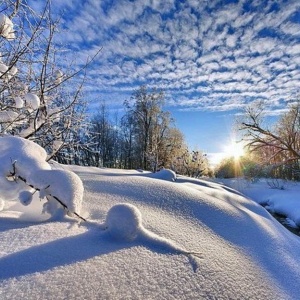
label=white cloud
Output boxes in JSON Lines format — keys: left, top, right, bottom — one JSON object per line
{"left": 50, "top": 0, "right": 300, "bottom": 115}
{"left": 280, "top": 22, "right": 300, "bottom": 37}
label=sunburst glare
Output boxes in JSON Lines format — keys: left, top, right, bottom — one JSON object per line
{"left": 224, "top": 142, "right": 245, "bottom": 160}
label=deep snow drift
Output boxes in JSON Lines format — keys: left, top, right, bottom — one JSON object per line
{"left": 1, "top": 165, "right": 300, "bottom": 299}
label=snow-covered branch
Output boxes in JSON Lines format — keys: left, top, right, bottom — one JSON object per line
{"left": 0, "top": 136, "right": 84, "bottom": 221}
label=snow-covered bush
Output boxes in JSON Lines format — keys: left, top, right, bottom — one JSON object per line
{"left": 0, "top": 136, "right": 84, "bottom": 219}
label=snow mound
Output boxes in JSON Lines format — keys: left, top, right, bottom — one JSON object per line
{"left": 105, "top": 203, "right": 142, "bottom": 241}
{"left": 24, "top": 93, "right": 40, "bottom": 109}
{"left": 14, "top": 96, "right": 24, "bottom": 108}
{"left": 0, "top": 136, "right": 49, "bottom": 201}
{"left": 149, "top": 168, "right": 176, "bottom": 181}
{"left": 1, "top": 166, "right": 300, "bottom": 299}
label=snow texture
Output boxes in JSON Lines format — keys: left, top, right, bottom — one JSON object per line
{"left": 54, "top": 70, "right": 63, "bottom": 84}
{"left": 9, "top": 66, "right": 17, "bottom": 76}
{"left": 28, "top": 169, "right": 83, "bottom": 215}
{"left": 103, "top": 203, "right": 202, "bottom": 271}
{"left": 1, "top": 165, "right": 300, "bottom": 299}
{"left": 0, "top": 62, "right": 8, "bottom": 74}
{"left": 105, "top": 203, "right": 143, "bottom": 241}
{"left": 219, "top": 178, "right": 300, "bottom": 228}
{"left": 0, "top": 111, "right": 18, "bottom": 122}
{"left": 18, "top": 191, "right": 33, "bottom": 206}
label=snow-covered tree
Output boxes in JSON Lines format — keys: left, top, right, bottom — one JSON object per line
{"left": 0, "top": 1, "right": 102, "bottom": 219}
{"left": 0, "top": 0, "right": 100, "bottom": 159}
{"left": 123, "top": 86, "right": 186, "bottom": 171}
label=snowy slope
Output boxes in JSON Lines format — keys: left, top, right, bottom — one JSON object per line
{"left": 1, "top": 165, "right": 300, "bottom": 299}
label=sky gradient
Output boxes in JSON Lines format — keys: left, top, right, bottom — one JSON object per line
{"left": 34, "top": 0, "right": 300, "bottom": 163}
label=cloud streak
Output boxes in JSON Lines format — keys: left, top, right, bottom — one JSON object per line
{"left": 50, "top": 0, "right": 300, "bottom": 113}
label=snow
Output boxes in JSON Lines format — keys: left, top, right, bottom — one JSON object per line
{"left": 0, "top": 14, "right": 15, "bottom": 40}
{"left": 0, "top": 62, "right": 8, "bottom": 74}
{"left": 0, "top": 111, "right": 18, "bottom": 122}
{"left": 14, "top": 96, "right": 24, "bottom": 108}
{"left": 1, "top": 162, "right": 300, "bottom": 299}
{"left": 102, "top": 203, "right": 200, "bottom": 271}
{"left": 9, "top": 66, "right": 18, "bottom": 76}
{"left": 54, "top": 70, "right": 63, "bottom": 84}
{"left": 28, "top": 169, "right": 83, "bottom": 216}
{"left": 24, "top": 93, "right": 40, "bottom": 110}
{"left": 0, "top": 136, "right": 83, "bottom": 217}
{"left": 18, "top": 190, "right": 33, "bottom": 206}
{"left": 147, "top": 168, "right": 177, "bottom": 181}
{"left": 217, "top": 178, "right": 300, "bottom": 228}
{"left": 104, "top": 203, "right": 143, "bottom": 241}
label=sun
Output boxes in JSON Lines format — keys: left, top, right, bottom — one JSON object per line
{"left": 224, "top": 142, "right": 245, "bottom": 160}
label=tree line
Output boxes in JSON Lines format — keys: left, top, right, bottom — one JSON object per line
{"left": 53, "top": 86, "right": 210, "bottom": 177}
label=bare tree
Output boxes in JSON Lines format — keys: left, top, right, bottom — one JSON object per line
{"left": 88, "top": 102, "right": 119, "bottom": 167}
{"left": 125, "top": 86, "right": 168, "bottom": 170}
{"left": 240, "top": 100, "right": 300, "bottom": 180}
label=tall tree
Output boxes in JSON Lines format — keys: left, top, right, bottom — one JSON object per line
{"left": 125, "top": 86, "right": 168, "bottom": 170}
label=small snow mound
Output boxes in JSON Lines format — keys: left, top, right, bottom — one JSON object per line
{"left": 14, "top": 96, "right": 24, "bottom": 108}
{"left": 151, "top": 169, "right": 176, "bottom": 182}
{"left": 105, "top": 203, "right": 143, "bottom": 241}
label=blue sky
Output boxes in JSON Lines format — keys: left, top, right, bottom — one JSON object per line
{"left": 35, "top": 0, "right": 300, "bottom": 162}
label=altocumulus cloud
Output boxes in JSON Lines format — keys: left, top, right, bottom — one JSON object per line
{"left": 47, "top": 0, "right": 299, "bottom": 113}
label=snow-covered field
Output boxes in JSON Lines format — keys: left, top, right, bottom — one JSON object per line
{"left": 1, "top": 165, "right": 300, "bottom": 299}
{"left": 217, "top": 177, "right": 300, "bottom": 231}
